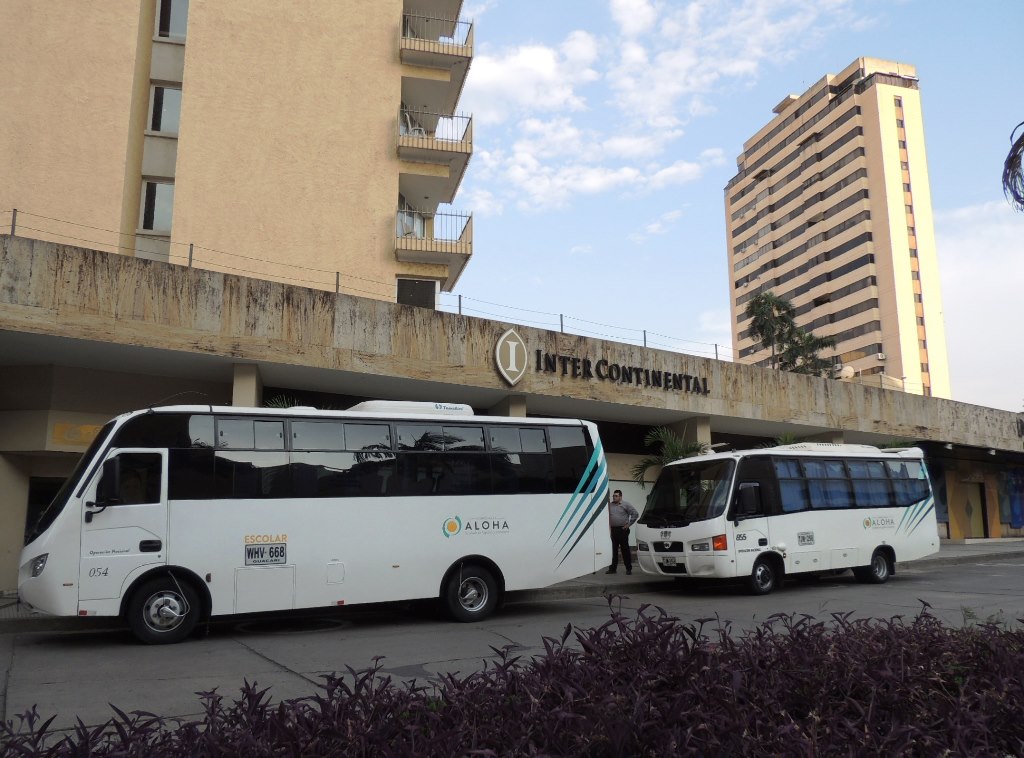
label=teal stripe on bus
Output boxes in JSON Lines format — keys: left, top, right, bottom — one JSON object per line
{"left": 553, "top": 456, "right": 607, "bottom": 544}
{"left": 556, "top": 482, "right": 610, "bottom": 567}
{"left": 906, "top": 498, "right": 935, "bottom": 535}
{"left": 549, "top": 440, "right": 604, "bottom": 539}
{"left": 556, "top": 474, "right": 609, "bottom": 558}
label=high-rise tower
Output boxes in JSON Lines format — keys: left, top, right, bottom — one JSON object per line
{"left": 725, "top": 57, "right": 949, "bottom": 397}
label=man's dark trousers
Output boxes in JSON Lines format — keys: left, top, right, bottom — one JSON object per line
{"left": 609, "top": 526, "right": 631, "bottom": 572}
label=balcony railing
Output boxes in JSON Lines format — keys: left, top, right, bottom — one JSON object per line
{"left": 401, "top": 13, "right": 473, "bottom": 53}
{"left": 400, "top": 13, "right": 473, "bottom": 112}
{"left": 395, "top": 208, "right": 472, "bottom": 287}
{"left": 399, "top": 109, "right": 472, "bottom": 144}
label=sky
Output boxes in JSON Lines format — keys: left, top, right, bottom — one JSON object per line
{"left": 439, "top": 0, "right": 1024, "bottom": 413}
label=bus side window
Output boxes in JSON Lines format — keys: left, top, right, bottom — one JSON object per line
{"left": 735, "top": 482, "right": 761, "bottom": 517}
{"left": 735, "top": 456, "right": 780, "bottom": 516}
{"left": 113, "top": 453, "right": 162, "bottom": 505}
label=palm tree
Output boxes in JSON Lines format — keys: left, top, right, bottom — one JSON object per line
{"left": 745, "top": 291, "right": 796, "bottom": 370}
{"left": 1003, "top": 120, "right": 1024, "bottom": 212}
{"left": 631, "top": 426, "right": 710, "bottom": 488}
{"left": 778, "top": 327, "right": 837, "bottom": 377}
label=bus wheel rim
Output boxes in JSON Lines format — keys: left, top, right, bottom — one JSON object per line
{"left": 873, "top": 554, "right": 888, "bottom": 578}
{"left": 754, "top": 564, "right": 772, "bottom": 590}
{"left": 458, "top": 578, "right": 488, "bottom": 611}
{"left": 144, "top": 591, "right": 186, "bottom": 632}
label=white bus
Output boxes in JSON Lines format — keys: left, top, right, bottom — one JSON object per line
{"left": 19, "top": 402, "right": 610, "bottom": 643}
{"left": 635, "top": 443, "right": 938, "bottom": 594}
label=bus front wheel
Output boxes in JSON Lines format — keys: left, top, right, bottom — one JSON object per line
{"left": 748, "top": 559, "right": 779, "bottom": 595}
{"left": 127, "top": 576, "right": 200, "bottom": 644}
{"left": 854, "top": 550, "right": 891, "bottom": 584}
{"left": 444, "top": 565, "right": 498, "bottom": 622}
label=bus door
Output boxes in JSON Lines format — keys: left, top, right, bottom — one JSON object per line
{"left": 731, "top": 457, "right": 775, "bottom": 578}
{"left": 79, "top": 450, "right": 167, "bottom": 602}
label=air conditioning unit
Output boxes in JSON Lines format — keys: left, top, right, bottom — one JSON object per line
{"left": 876, "top": 353, "right": 886, "bottom": 361}
{"left": 832, "top": 363, "right": 844, "bottom": 375}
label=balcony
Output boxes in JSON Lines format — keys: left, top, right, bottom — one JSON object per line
{"left": 400, "top": 13, "right": 473, "bottom": 113}
{"left": 398, "top": 109, "right": 472, "bottom": 201}
{"left": 395, "top": 208, "right": 472, "bottom": 289}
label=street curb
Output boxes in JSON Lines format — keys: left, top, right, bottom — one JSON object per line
{"left": 4, "top": 550, "right": 1024, "bottom": 635}
{"left": 896, "top": 549, "right": 1024, "bottom": 572}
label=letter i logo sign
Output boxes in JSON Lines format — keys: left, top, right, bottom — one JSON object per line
{"left": 495, "top": 329, "right": 527, "bottom": 386}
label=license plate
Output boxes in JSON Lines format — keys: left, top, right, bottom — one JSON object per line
{"left": 245, "top": 543, "right": 287, "bottom": 566}
{"left": 661, "top": 557, "right": 676, "bottom": 566}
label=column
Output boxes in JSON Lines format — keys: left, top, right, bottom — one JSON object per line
{"left": 232, "top": 364, "right": 263, "bottom": 407}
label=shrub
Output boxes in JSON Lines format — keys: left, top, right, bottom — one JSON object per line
{"left": 4, "top": 602, "right": 1024, "bottom": 756}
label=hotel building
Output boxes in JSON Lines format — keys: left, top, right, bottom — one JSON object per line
{"left": 725, "top": 57, "right": 950, "bottom": 398}
{"left": 0, "top": 0, "right": 473, "bottom": 307}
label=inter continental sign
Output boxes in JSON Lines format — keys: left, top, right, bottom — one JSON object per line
{"left": 495, "top": 329, "right": 710, "bottom": 395}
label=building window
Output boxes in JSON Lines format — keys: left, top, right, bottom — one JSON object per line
{"left": 141, "top": 181, "right": 174, "bottom": 232}
{"left": 903, "top": 183, "right": 911, "bottom": 192}
{"left": 396, "top": 278, "right": 438, "bottom": 309}
{"left": 896, "top": 119, "right": 905, "bottom": 128}
{"left": 920, "top": 340, "right": 927, "bottom": 349}
{"left": 917, "top": 316, "right": 925, "bottom": 326}
{"left": 894, "top": 97, "right": 903, "bottom": 107}
{"left": 908, "top": 226, "right": 916, "bottom": 236}
{"left": 157, "top": 0, "right": 189, "bottom": 40}
{"left": 149, "top": 86, "right": 182, "bottom": 133}
{"left": 901, "top": 161, "right": 909, "bottom": 170}
{"left": 898, "top": 140, "right": 907, "bottom": 149}
{"left": 911, "top": 271, "right": 920, "bottom": 280}
{"left": 921, "top": 363, "right": 929, "bottom": 373}
{"left": 910, "top": 248, "right": 918, "bottom": 258}
{"left": 914, "top": 294, "right": 923, "bottom": 303}
{"left": 905, "top": 204, "right": 914, "bottom": 214}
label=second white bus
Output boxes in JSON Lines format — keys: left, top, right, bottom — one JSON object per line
{"left": 19, "top": 401, "right": 611, "bottom": 643}
{"left": 635, "top": 443, "right": 938, "bottom": 593}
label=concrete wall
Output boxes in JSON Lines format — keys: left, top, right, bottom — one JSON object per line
{"left": 2, "top": 236, "right": 1020, "bottom": 451}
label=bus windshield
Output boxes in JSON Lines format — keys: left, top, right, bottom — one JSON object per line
{"left": 640, "top": 458, "right": 735, "bottom": 528}
{"left": 25, "top": 421, "right": 114, "bottom": 545}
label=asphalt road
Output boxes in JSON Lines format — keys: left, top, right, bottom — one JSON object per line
{"left": 3, "top": 556, "right": 1024, "bottom": 732}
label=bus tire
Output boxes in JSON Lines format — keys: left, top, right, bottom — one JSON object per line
{"left": 127, "top": 576, "right": 200, "bottom": 644}
{"left": 748, "top": 558, "right": 779, "bottom": 595}
{"left": 444, "top": 564, "right": 498, "bottom": 622}
{"left": 854, "top": 550, "right": 891, "bottom": 584}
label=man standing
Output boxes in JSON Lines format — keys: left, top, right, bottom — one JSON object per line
{"left": 606, "top": 489, "right": 639, "bottom": 574}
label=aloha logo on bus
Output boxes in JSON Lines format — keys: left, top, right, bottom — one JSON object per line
{"left": 863, "top": 516, "right": 896, "bottom": 529}
{"left": 495, "top": 329, "right": 527, "bottom": 386}
{"left": 442, "top": 516, "right": 462, "bottom": 538}
{"left": 443, "top": 516, "right": 511, "bottom": 536}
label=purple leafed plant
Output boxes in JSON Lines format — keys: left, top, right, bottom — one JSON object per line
{"left": 3, "top": 601, "right": 1024, "bottom": 756}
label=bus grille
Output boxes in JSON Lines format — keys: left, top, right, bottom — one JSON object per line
{"left": 653, "top": 541, "right": 685, "bottom": 553}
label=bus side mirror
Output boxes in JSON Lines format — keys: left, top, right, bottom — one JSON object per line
{"left": 86, "top": 458, "right": 121, "bottom": 521}
{"left": 97, "top": 458, "right": 121, "bottom": 504}
{"left": 735, "top": 483, "right": 761, "bottom": 519}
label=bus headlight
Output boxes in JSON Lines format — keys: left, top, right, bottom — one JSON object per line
{"left": 30, "top": 554, "right": 48, "bottom": 577}
{"left": 637, "top": 540, "right": 649, "bottom": 551}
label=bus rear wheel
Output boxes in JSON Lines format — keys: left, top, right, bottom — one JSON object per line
{"left": 854, "top": 550, "right": 891, "bottom": 584}
{"left": 127, "top": 576, "right": 200, "bottom": 644}
{"left": 748, "top": 559, "right": 780, "bottom": 595}
{"left": 444, "top": 565, "right": 498, "bottom": 622}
